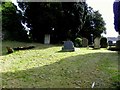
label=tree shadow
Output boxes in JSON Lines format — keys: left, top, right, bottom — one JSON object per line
{"left": 1, "top": 51, "right": 119, "bottom": 88}
{"left": 1, "top": 43, "right": 58, "bottom": 56}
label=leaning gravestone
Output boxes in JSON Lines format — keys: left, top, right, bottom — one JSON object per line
{"left": 62, "top": 40, "right": 75, "bottom": 51}
{"left": 82, "top": 38, "right": 88, "bottom": 47}
{"left": 94, "top": 37, "right": 101, "bottom": 49}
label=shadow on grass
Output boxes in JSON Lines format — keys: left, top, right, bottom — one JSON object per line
{"left": 57, "top": 50, "right": 75, "bottom": 53}
{"left": 1, "top": 51, "right": 119, "bottom": 88}
{"left": 1, "top": 41, "right": 58, "bottom": 56}
{"left": 92, "top": 48, "right": 101, "bottom": 50}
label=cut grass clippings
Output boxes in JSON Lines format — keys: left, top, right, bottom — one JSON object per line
{"left": 0, "top": 41, "right": 119, "bottom": 88}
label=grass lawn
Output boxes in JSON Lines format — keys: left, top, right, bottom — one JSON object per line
{"left": 0, "top": 41, "right": 120, "bottom": 88}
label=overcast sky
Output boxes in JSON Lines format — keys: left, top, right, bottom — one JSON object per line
{"left": 11, "top": 0, "right": 119, "bottom": 37}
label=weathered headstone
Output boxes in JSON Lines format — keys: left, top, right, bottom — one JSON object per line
{"left": 44, "top": 34, "right": 50, "bottom": 44}
{"left": 62, "top": 40, "right": 75, "bottom": 51}
{"left": 94, "top": 37, "right": 101, "bottom": 49}
{"left": 108, "top": 40, "right": 113, "bottom": 46}
{"left": 82, "top": 38, "right": 88, "bottom": 47}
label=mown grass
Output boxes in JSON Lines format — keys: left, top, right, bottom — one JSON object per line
{"left": 0, "top": 41, "right": 119, "bottom": 88}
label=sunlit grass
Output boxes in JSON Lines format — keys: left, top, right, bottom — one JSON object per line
{"left": 0, "top": 41, "right": 119, "bottom": 88}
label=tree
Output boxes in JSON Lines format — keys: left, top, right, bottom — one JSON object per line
{"left": 18, "top": 2, "right": 62, "bottom": 43}
{"left": 79, "top": 7, "right": 106, "bottom": 43}
{"left": 113, "top": 1, "right": 120, "bottom": 50}
{"left": 60, "top": 2, "right": 88, "bottom": 41}
{"left": 18, "top": 2, "right": 106, "bottom": 44}
{"left": 113, "top": 1, "right": 120, "bottom": 34}
{"left": 1, "top": 2, "right": 28, "bottom": 41}
{"left": 18, "top": 2, "right": 88, "bottom": 43}
{"left": 92, "top": 11, "right": 106, "bottom": 37}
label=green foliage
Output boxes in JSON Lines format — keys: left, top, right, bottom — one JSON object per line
{"left": 80, "top": 8, "right": 106, "bottom": 42}
{"left": 92, "top": 11, "right": 106, "bottom": 38}
{"left": 17, "top": 2, "right": 106, "bottom": 43}
{"left": 1, "top": 2, "right": 28, "bottom": 41}
{"left": 74, "top": 37, "right": 82, "bottom": 47}
{"left": 100, "top": 37, "right": 108, "bottom": 48}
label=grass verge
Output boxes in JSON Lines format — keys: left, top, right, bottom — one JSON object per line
{"left": 0, "top": 41, "right": 119, "bottom": 88}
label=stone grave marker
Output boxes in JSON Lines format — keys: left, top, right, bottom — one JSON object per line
{"left": 94, "top": 37, "right": 101, "bottom": 49}
{"left": 82, "top": 38, "right": 88, "bottom": 47}
{"left": 44, "top": 34, "right": 50, "bottom": 44}
{"left": 108, "top": 40, "right": 113, "bottom": 47}
{"left": 62, "top": 40, "right": 75, "bottom": 51}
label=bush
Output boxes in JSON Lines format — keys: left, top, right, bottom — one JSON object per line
{"left": 100, "top": 37, "right": 108, "bottom": 48}
{"left": 75, "top": 37, "right": 82, "bottom": 47}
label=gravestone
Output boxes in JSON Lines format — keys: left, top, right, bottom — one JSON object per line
{"left": 108, "top": 40, "right": 113, "bottom": 46}
{"left": 94, "top": 37, "right": 101, "bottom": 49}
{"left": 44, "top": 34, "right": 50, "bottom": 44}
{"left": 82, "top": 38, "right": 88, "bottom": 47}
{"left": 116, "top": 40, "right": 120, "bottom": 49}
{"left": 62, "top": 40, "right": 75, "bottom": 51}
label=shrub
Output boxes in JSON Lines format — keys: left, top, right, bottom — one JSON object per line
{"left": 100, "top": 37, "right": 108, "bottom": 48}
{"left": 75, "top": 37, "right": 82, "bottom": 47}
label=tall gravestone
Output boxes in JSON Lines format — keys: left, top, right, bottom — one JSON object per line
{"left": 94, "top": 37, "right": 101, "bottom": 49}
{"left": 44, "top": 34, "right": 50, "bottom": 44}
{"left": 62, "top": 40, "right": 75, "bottom": 51}
{"left": 82, "top": 38, "right": 88, "bottom": 47}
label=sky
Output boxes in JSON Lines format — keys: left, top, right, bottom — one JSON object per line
{"left": 86, "top": 0, "right": 118, "bottom": 37}
{"left": 11, "top": 0, "right": 119, "bottom": 37}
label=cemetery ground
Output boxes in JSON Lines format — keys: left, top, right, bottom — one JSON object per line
{"left": 0, "top": 41, "right": 120, "bottom": 88}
